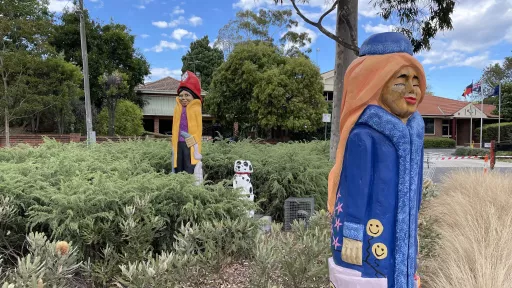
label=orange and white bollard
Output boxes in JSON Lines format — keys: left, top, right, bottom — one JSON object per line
{"left": 483, "top": 155, "right": 489, "bottom": 174}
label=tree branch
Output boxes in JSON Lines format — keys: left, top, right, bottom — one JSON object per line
{"left": 9, "top": 103, "right": 55, "bottom": 122}
{"left": 287, "top": 0, "right": 360, "bottom": 53}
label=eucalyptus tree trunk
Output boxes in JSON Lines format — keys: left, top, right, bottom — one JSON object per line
{"left": 329, "top": 0, "right": 358, "bottom": 161}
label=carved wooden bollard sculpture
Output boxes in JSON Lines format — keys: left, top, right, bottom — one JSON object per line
{"left": 172, "top": 71, "right": 203, "bottom": 177}
{"left": 233, "top": 160, "right": 254, "bottom": 217}
{"left": 327, "top": 32, "right": 426, "bottom": 288}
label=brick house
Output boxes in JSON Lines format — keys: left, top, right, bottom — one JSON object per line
{"left": 321, "top": 70, "right": 500, "bottom": 147}
{"left": 136, "top": 77, "right": 216, "bottom": 138}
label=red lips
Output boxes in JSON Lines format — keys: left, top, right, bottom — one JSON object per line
{"left": 404, "top": 97, "right": 417, "bottom": 105}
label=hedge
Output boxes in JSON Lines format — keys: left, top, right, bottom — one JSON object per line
{"left": 475, "top": 122, "right": 512, "bottom": 142}
{"left": 455, "top": 147, "right": 512, "bottom": 156}
{"left": 424, "top": 137, "right": 456, "bottom": 148}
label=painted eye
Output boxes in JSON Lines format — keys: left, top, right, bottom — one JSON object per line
{"left": 376, "top": 225, "right": 379, "bottom": 228}
{"left": 370, "top": 224, "right": 373, "bottom": 226}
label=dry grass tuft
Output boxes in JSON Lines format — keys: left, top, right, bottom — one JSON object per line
{"left": 423, "top": 169, "right": 512, "bottom": 288}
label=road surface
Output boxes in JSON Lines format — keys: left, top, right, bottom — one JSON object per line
{"left": 423, "top": 149, "right": 512, "bottom": 184}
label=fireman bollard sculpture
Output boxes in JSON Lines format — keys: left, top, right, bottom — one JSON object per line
{"left": 328, "top": 32, "right": 426, "bottom": 288}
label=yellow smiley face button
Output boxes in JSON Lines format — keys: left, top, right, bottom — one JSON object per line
{"left": 372, "top": 243, "right": 388, "bottom": 260}
{"left": 366, "top": 219, "right": 383, "bottom": 237}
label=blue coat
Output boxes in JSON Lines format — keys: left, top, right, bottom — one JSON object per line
{"left": 331, "top": 105, "right": 424, "bottom": 288}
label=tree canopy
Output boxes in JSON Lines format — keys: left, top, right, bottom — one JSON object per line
{"left": 51, "top": 9, "right": 150, "bottom": 108}
{"left": 215, "top": 9, "right": 312, "bottom": 58}
{"left": 0, "top": 0, "right": 54, "bottom": 145}
{"left": 481, "top": 52, "right": 512, "bottom": 118}
{"left": 181, "top": 36, "right": 224, "bottom": 90}
{"left": 206, "top": 41, "right": 326, "bottom": 136}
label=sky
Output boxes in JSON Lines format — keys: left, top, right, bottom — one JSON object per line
{"left": 48, "top": 0, "right": 512, "bottom": 100}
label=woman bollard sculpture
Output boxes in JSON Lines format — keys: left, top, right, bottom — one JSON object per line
{"left": 328, "top": 32, "right": 426, "bottom": 288}
{"left": 172, "top": 71, "right": 203, "bottom": 181}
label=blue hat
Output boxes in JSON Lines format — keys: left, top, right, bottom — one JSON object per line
{"left": 359, "top": 32, "right": 413, "bottom": 56}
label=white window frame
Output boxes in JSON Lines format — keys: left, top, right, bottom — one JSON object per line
{"left": 442, "top": 119, "right": 451, "bottom": 138}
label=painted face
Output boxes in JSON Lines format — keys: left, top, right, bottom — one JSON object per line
{"left": 178, "top": 90, "right": 195, "bottom": 107}
{"left": 372, "top": 243, "right": 388, "bottom": 260}
{"left": 379, "top": 66, "right": 422, "bottom": 123}
{"left": 366, "top": 219, "right": 383, "bottom": 237}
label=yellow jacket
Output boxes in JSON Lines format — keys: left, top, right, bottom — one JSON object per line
{"left": 172, "top": 98, "right": 202, "bottom": 168}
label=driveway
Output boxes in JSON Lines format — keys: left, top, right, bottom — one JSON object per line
{"left": 423, "top": 149, "right": 512, "bottom": 183}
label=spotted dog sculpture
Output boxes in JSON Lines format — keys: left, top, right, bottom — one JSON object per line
{"left": 327, "top": 32, "right": 426, "bottom": 288}
{"left": 233, "top": 160, "right": 254, "bottom": 217}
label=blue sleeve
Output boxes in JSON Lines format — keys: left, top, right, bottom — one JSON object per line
{"left": 341, "top": 128, "right": 373, "bottom": 242}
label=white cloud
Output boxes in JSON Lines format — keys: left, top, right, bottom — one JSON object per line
{"left": 172, "top": 28, "right": 198, "bottom": 41}
{"left": 416, "top": 0, "right": 512, "bottom": 69}
{"left": 48, "top": 0, "right": 71, "bottom": 13}
{"left": 189, "top": 16, "right": 203, "bottom": 26}
{"left": 145, "top": 40, "right": 186, "bottom": 53}
{"left": 362, "top": 23, "right": 396, "bottom": 34}
{"left": 146, "top": 68, "right": 183, "bottom": 82}
{"left": 358, "top": 0, "right": 379, "bottom": 18}
{"left": 173, "top": 6, "right": 185, "bottom": 14}
{"left": 233, "top": 0, "right": 274, "bottom": 9}
{"left": 152, "top": 21, "right": 170, "bottom": 28}
{"left": 151, "top": 16, "right": 186, "bottom": 28}
{"left": 135, "top": 5, "right": 146, "bottom": 9}
{"left": 139, "top": 34, "right": 150, "bottom": 39}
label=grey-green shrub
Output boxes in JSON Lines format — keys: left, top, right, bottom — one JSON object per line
{"left": 250, "top": 210, "right": 331, "bottom": 288}
{"left": 202, "top": 139, "right": 330, "bottom": 221}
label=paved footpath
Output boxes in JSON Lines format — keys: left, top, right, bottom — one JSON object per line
{"left": 423, "top": 149, "right": 512, "bottom": 183}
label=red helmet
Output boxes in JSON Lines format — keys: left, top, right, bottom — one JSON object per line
{"left": 177, "top": 71, "right": 202, "bottom": 102}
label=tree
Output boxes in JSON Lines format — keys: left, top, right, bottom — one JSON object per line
{"left": 206, "top": 42, "right": 282, "bottom": 133}
{"left": 481, "top": 53, "right": 512, "bottom": 114}
{"left": 215, "top": 9, "right": 312, "bottom": 58}
{"left": 97, "top": 99, "right": 144, "bottom": 136}
{"left": 99, "top": 71, "right": 130, "bottom": 136}
{"left": 181, "top": 36, "right": 224, "bottom": 90}
{"left": 499, "top": 83, "right": 512, "bottom": 120}
{"left": 206, "top": 41, "right": 326, "bottom": 137}
{"left": 252, "top": 56, "right": 327, "bottom": 132}
{"left": 274, "top": 0, "right": 456, "bottom": 161}
{"left": 481, "top": 54, "right": 512, "bottom": 105}
{"left": 0, "top": 0, "right": 53, "bottom": 146}
{"left": 28, "top": 57, "right": 83, "bottom": 134}
{"left": 51, "top": 9, "right": 150, "bottom": 109}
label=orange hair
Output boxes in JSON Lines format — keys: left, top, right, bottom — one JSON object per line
{"left": 327, "top": 53, "right": 426, "bottom": 214}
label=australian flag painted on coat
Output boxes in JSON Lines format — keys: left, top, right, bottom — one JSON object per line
{"left": 331, "top": 104, "right": 424, "bottom": 288}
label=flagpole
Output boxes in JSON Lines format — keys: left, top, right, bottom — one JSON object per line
{"left": 480, "top": 81, "right": 484, "bottom": 149}
{"left": 498, "top": 83, "right": 502, "bottom": 143}
{"left": 470, "top": 80, "right": 473, "bottom": 148}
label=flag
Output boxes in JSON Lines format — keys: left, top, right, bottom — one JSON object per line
{"left": 462, "top": 83, "right": 472, "bottom": 97}
{"left": 472, "top": 81, "right": 482, "bottom": 93}
{"left": 490, "top": 84, "right": 500, "bottom": 97}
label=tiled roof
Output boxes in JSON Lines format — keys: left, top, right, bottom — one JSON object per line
{"left": 137, "top": 76, "right": 207, "bottom": 95}
{"left": 482, "top": 104, "right": 499, "bottom": 118}
{"left": 418, "top": 95, "right": 467, "bottom": 116}
{"left": 418, "top": 94, "right": 497, "bottom": 118}
{"left": 137, "top": 77, "right": 181, "bottom": 92}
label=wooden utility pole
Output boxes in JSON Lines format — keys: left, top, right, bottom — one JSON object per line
{"left": 78, "top": 0, "right": 95, "bottom": 144}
